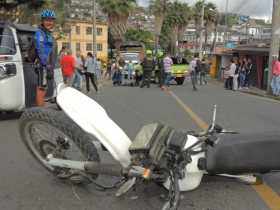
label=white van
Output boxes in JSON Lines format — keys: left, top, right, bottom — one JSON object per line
{"left": 0, "top": 22, "right": 62, "bottom": 112}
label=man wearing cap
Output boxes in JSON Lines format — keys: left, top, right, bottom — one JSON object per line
{"left": 140, "top": 50, "right": 155, "bottom": 88}
{"left": 34, "top": 9, "right": 57, "bottom": 99}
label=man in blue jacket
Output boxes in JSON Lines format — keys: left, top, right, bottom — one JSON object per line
{"left": 34, "top": 9, "right": 57, "bottom": 98}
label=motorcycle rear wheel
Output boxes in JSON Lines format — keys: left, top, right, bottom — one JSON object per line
{"left": 19, "top": 108, "right": 100, "bottom": 182}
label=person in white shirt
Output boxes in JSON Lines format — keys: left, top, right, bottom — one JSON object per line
{"left": 190, "top": 54, "right": 199, "bottom": 91}
{"left": 225, "top": 59, "right": 236, "bottom": 90}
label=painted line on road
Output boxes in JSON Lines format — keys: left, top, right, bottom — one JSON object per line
{"left": 166, "top": 89, "right": 208, "bottom": 130}
{"left": 165, "top": 88, "right": 280, "bottom": 210}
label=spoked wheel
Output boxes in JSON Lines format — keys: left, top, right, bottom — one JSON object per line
{"left": 19, "top": 108, "right": 100, "bottom": 184}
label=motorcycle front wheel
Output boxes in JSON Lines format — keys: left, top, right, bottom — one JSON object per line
{"left": 19, "top": 107, "right": 100, "bottom": 183}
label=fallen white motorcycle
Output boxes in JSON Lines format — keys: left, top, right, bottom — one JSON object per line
{"left": 19, "top": 85, "right": 280, "bottom": 210}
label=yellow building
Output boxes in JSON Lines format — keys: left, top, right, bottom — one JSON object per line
{"left": 57, "top": 20, "right": 108, "bottom": 63}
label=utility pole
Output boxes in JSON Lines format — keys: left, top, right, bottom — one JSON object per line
{"left": 92, "top": 0, "right": 97, "bottom": 56}
{"left": 224, "top": 0, "right": 229, "bottom": 46}
{"left": 267, "top": 0, "right": 280, "bottom": 93}
{"left": 199, "top": 3, "right": 205, "bottom": 58}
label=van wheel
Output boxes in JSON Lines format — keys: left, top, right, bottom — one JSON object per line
{"left": 175, "top": 77, "right": 185, "bottom": 85}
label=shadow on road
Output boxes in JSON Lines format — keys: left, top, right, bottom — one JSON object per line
{"left": 0, "top": 112, "right": 22, "bottom": 121}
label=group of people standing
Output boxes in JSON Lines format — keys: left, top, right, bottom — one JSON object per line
{"left": 110, "top": 50, "right": 174, "bottom": 89}
{"left": 189, "top": 54, "right": 209, "bottom": 91}
{"left": 224, "top": 57, "right": 253, "bottom": 91}
{"left": 59, "top": 47, "right": 102, "bottom": 94}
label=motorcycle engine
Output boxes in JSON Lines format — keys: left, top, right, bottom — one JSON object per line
{"left": 129, "top": 123, "right": 188, "bottom": 171}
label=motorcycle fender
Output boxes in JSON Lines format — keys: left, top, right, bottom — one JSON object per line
{"left": 56, "top": 86, "right": 132, "bottom": 168}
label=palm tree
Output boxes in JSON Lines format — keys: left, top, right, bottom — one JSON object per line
{"left": 203, "top": 2, "right": 218, "bottom": 51}
{"left": 98, "top": 0, "right": 136, "bottom": 52}
{"left": 193, "top": 0, "right": 218, "bottom": 52}
{"left": 149, "top": 0, "right": 169, "bottom": 51}
{"left": 164, "top": 1, "right": 191, "bottom": 55}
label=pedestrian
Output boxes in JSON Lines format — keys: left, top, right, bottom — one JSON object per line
{"left": 134, "top": 63, "right": 143, "bottom": 86}
{"left": 33, "top": 9, "right": 57, "bottom": 104}
{"left": 60, "top": 48, "right": 75, "bottom": 85}
{"left": 244, "top": 58, "right": 253, "bottom": 89}
{"left": 105, "top": 59, "right": 112, "bottom": 80}
{"left": 58, "top": 46, "right": 67, "bottom": 64}
{"left": 271, "top": 59, "right": 280, "bottom": 96}
{"left": 163, "top": 53, "right": 173, "bottom": 87}
{"left": 96, "top": 58, "right": 102, "bottom": 87}
{"left": 238, "top": 59, "right": 247, "bottom": 89}
{"left": 200, "top": 58, "right": 208, "bottom": 85}
{"left": 85, "top": 52, "right": 98, "bottom": 93}
{"left": 156, "top": 51, "right": 165, "bottom": 88}
{"left": 112, "top": 60, "right": 122, "bottom": 86}
{"left": 127, "top": 60, "right": 134, "bottom": 81}
{"left": 72, "top": 51, "right": 84, "bottom": 91}
{"left": 225, "top": 59, "right": 236, "bottom": 90}
{"left": 189, "top": 54, "right": 199, "bottom": 91}
{"left": 233, "top": 59, "right": 240, "bottom": 91}
{"left": 140, "top": 50, "right": 155, "bottom": 88}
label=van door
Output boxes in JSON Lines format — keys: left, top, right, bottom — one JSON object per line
{"left": 0, "top": 25, "right": 25, "bottom": 111}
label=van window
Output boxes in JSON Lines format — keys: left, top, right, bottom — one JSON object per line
{"left": 0, "top": 27, "right": 16, "bottom": 55}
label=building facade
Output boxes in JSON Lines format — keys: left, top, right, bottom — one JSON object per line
{"left": 57, "top": 20, "right": 108, "bottom": 63}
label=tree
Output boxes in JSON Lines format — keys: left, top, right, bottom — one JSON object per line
{"left": 203, "top": 2, "right": 218, "bottom": 51}
{"left": 125, "top": 28, "right": 154, "bottom": 49}
{"left": 160, "top": 1, "right": 191, "bottom": 55}
{"left": 149, "top": 0, "right": 169, "bottom": 51}
{"left": 193, "top": 0, "right": 218, "bottom": 52}
{"left": 98, "top": 0, "right": 136, "bottom": 52}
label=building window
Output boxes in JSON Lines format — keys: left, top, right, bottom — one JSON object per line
{"left": 76, "top": 26, "right": 80, "bottom": 34}
{"left": 86, "top": 27, "right": 92, "bottom": 35}
{"left": 76, "top": 43, "right": 81, "bottom": 52}
{"left": 97, "top": 43, "right": 103, "bottom": 51}
{"left": 97, "top": 27, "right": 103, "bottom": 36}
{"left": 62, "top": 42, "right": 70, "bottom": 49}
{"left": 86, "top": 43, "right": 93, "bottom": 51}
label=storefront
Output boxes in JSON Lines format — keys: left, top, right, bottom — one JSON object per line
{"left": 232, "top": 46, "right": 269, "bottom": 90}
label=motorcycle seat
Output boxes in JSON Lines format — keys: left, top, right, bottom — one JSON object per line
{"left": 205, "top": 132, "right": 280, "bottom": 174}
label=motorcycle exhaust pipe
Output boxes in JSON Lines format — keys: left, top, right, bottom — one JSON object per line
{"left": 47, "top": 154, "right": 124, "bottom": 177}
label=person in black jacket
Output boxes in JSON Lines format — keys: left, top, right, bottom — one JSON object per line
{"left": 140, "top": 50, "right": 155, "bottom": 88}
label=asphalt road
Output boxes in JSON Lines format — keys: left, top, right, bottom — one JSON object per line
{"left": 0, "top": 80, "right": 280, "bottom": 210}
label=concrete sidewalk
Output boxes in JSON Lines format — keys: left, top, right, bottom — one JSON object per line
{"left": 211, "top": 79, "right": 280, "bottom": 101}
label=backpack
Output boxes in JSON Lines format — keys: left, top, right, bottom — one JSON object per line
{"left": 195, "top": 60, "right": 201, "bottom": 73}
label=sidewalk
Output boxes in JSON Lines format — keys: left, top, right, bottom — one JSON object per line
{"left": 240, "top": 87, "right": 280, "bottom": 101}
{"left": 211, "top": 79, "right": 280, "bottom": 101}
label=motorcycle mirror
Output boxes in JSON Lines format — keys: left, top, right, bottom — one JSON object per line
{"left": 208, "top": 105, "right": 217, "bottom": 133}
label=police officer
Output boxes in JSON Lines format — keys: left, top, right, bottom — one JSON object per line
{"left": 34, "top": 9, "right": 57, "bottom": 100}
{"left": 156, "top": 51, "right": 164, "bottom": 88}
{"left": 140, "top": 50, "right": 155, "bottom": 88}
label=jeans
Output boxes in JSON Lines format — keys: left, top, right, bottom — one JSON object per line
{"left": 271, "top": 75, "right": 280, "bottom": 96}
{"left": 72, "top": 71, "right": 82, "bottom": 90}
{"left": 199, "top": 72, "right": 207, "bottom": 85}
{"left": 85, "top": 72, "right": 98, "bottom": 92}
{"left": 225, "top": 76, "right": 233, "bottom": 90}
{"left": 141, "top": 71, "right": 152, "bottom": 88}
{"left": 164, "top": 72, "right": 172, "bottom": 86}
{"left": 190, "top": 71, "right": 197, "bottom": 89}
{"left": 244, "top": 74, "right": 251, "bottom": 88}
{"left": 239, "top": 72, "right": 246, "bottom": 88}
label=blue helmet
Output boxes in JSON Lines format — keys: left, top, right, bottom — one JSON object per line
{"left": 41, "top": 9, "right": 56, "bottom": 19}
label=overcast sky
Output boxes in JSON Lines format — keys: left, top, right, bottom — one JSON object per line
{"left": 137, "top": 0, "right": 273, "bottom": 20}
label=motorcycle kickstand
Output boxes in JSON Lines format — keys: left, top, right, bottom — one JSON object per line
{"left": 217, "top": 174, "right": 263, "bottom": 185}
